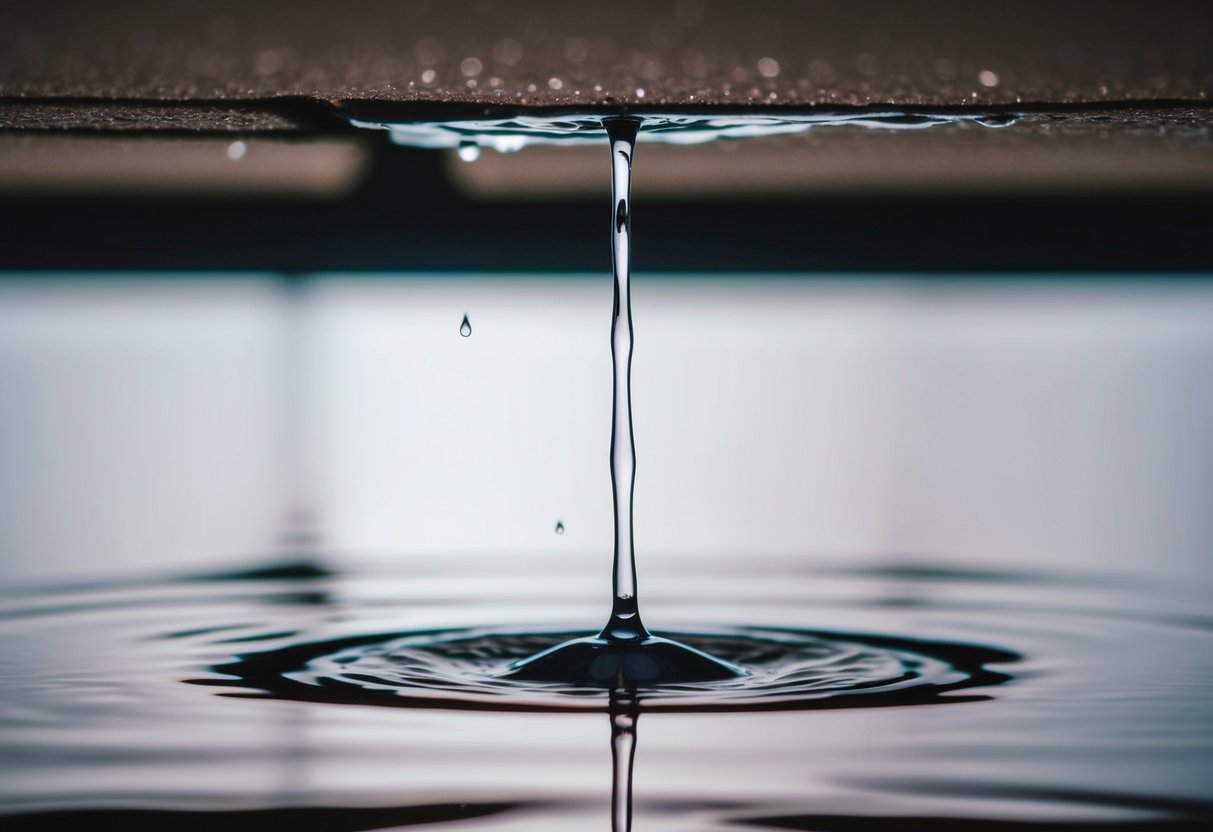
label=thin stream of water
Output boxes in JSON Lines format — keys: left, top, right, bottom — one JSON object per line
{"left": 504, "top": 119, "right": 755, "bottom": 687}
{"left": 605, "top": 117, "right": 644, "bottom": 642}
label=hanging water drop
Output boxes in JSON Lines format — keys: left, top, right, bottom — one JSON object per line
{"left": 556, "top": 521, "right": 565, "bottom": 535}
{"left": 457, "top": 141, "right": 481, "bottom": 162}
{"left": 459, "top": 314, "right": 472, "bottom": 337}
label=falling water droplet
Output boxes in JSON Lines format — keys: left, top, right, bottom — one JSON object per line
{"left": 459, "top": 315, "right": 472, "bottom": 337}
{"left": 555, "top": 521, "right": 565, "bottom": 535}
{"left": 457, "top": 141, "right": 481, "bottom": 162}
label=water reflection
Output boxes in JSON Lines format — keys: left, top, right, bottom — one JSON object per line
{"left": 609, "top": 691, "right": 639, "bottom": 832}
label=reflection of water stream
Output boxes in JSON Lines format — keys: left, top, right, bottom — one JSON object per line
{"left": 609, "top": 690, "right": 640, "bottom": 832}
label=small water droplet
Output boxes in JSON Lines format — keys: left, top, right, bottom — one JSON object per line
{"left": 548, "top": 77, "right": 564, "bottom": 90}
{"left": 459, "top": 315, "right": 472, "bottom": 337}
{"left": 460, "top": 57, "right": 483, "bottom": 77}
{"left": 555, "top": 521, "right": 564, "bottom": 535}
{"left": 226, "top": 141, "right": 247, "bottom": 161}
{"left": 421, "top": 69, "right": 437, "bottom": 84}
{"left": 457, "top": 142, "right": 481, "bottom": 162}
{"left": 979, "top": 70, "right": 1000, "bottom": 88}
{"left": 635, "top": 87, "right": 645, "bottom": 98}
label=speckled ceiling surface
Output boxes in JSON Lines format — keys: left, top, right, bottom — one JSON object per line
{"left": 1, "top": 0, "right": 1211, "bottom": 131}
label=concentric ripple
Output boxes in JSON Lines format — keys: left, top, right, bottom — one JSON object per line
{"left": 194, "top": 625, "right": 1019, "bottom": 713}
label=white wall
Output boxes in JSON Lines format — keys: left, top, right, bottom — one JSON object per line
{"left": 2, "top": 275, "right": 1212, "bottom": 587}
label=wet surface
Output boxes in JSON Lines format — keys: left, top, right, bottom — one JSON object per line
{"left": 350, "top": 110, "right": 1021, "bottom": 150}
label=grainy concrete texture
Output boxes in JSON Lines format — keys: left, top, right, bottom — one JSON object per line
{"left": 1, "top": 1, "right": 1211, "bottom": 131}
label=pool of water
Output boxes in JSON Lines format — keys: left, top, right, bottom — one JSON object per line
{"left": 0, "top": 551, "right": 1210, "bottom": 830}
{"left": 1, "top": 275, "right": 1212, "bottom": 829}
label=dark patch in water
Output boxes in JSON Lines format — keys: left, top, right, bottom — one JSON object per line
{"left": 189, "top": 626, "right": 1018, "bottom": 714}
{"left": 185, "top": 559, "right": 335, "bottom": 583}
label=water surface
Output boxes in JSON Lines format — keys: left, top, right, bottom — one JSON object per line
{"left": 1, "top": 551, "right": 1209, "bottom": 829}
